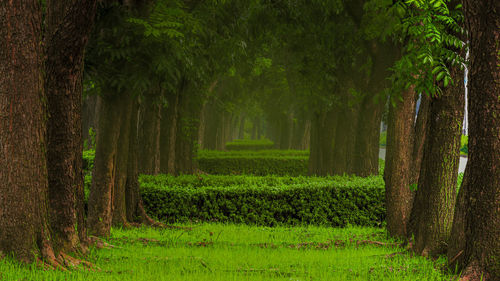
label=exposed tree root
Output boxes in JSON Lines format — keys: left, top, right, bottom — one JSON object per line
{"left": 459, "top": 262, "right": 489, "bottom": 281}
{"left": 88, "top": 236, "right": 117, "bottom": 249}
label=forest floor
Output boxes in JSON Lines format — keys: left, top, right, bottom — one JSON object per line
{"left": 0, "top": 224, "right": 458, "bottom": 280}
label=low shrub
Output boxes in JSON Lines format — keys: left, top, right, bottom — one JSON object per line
{"left": 225, "top": 139, "right": 274, "bottom": 151}
{"left": 140, "top": 174, "right": 385, "bottom": 227}
{"left": 460, "top": 135, "right": 468, "bottom": 155}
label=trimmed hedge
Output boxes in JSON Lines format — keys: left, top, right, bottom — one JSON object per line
{"left": 140, "top": 174, "right": 385, "bottom": 227}
{"left": 225, "top": 139, "right": 274, "bottom": 151}
{"left": 198, "top": 156, "right": 308, "bottom": 176}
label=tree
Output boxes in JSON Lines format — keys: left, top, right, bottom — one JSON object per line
{"left": 447, "top": 0, "right": 500, "bottom": 279}
{"left": 45, "top": 0, "right": 97, "bottom": 253}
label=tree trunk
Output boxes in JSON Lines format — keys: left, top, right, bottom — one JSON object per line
{"left": 308, "top": 109, "right": 337, "bottom": 176}
{"left": 447, "top": 1, "right": 500, "bottom": 279}
{"left": 87, "top": 94, "right": 124, "bottom": 237}
{"left": 112, "top": 95, "right": 133, "bottom": 226}
{"left": 160, "top": 91, "right": 179, "bottom": 174}
{"left": 44, "top": 0, "right": 97, "bottom": 253}
{"left": 82, "top": 95, "right": 98, "bottom": 150}
{"left": 0, "top": 1, "right": 53, "bottom": 262}
{"left": 352, "top": 94, "right": 384, "bottom": 177}
{"left": 174, "top": 81, "right": 202, "bottom": 174}
{"left": 138, "top": 94, "right": 161, "bottom": 175}
{"left": 410, "top": 94, "right": 430, "bottom": 187}
{"left": 384, "top": 87, "right": 417, "bottom": 238}
{"left": 238, "top": 113, "right": 246, "bottom": 139}
{"left": 332, "top": 93, "right": 360, "bottom": 175}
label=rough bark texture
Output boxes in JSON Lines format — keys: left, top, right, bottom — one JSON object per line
{"left": 87, "top": 94, "right": 123, "bottom": 237}
{"left": 384, "top": 87, "right": 417, "bottom": 238}
{"left": 0, "top": 1, "right": 53, "bottom": 262}
{"left": 447, "top": 1, "right": 500, "bottom": 279}
{"left": 410, "top": 70, "right": 464, "bottom": 257}
{"left": 45, "top": 0, "right": 97, "bottom": 253}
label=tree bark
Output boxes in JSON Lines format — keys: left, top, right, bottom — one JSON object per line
{"left": 174, "top": 81, "right": 203, "bottom": 174}
{"left": 0, "top": 0, "right": 53, "bottom": 263}
{"left": 160, "top": 91, "right": 180, "bottom": 174}
{"left": 308, "top": 109, "right": 337, "bottom": 176}
{"left": 384, "top": 87, "right": 417, "bottom": 238}
{"left": 138, "top": 93, "right": 161, "bottom": 175}
{"left": 332, "top": 92, "right": 360, "bottom": 175}
{"left": 87, "top": 94, "right": 124, "bottom": 237}
{"left": 447, "top": 1, "right": 500, "bottom": 279}
{"left": 45, "top": 0, "right": 97, "bottom": 253}
{"left": 410, "top": 94, "right": 430, "bottom": 186}
{"left": 352, "top": 94, "right": 384, "bottom": 177}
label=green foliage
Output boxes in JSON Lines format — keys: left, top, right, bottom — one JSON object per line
{"left": 379, "top": 131, "right": 387, "bottom": 147}
{"left": 197, "top": 149, "right": 308, "bottom": 176}
{"left": 83, "top": 149, "right": 95, "bottom": 173}
{"left": 140, "top": 174, "right": 386, "bottom": 227}
{"left": 225, "top": 139, "right": 274, "bottom": 151}
{"left": 460, "top": 135, "right": 468, "bottom": 155}
{"left": 390, "top": 0, "right": 465, "bottom": 99}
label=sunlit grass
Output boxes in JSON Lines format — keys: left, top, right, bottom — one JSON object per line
{"left": 0, "top": 224, "right": 457, "bottom": 280}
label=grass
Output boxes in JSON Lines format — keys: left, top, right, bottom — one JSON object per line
{"left": 0, "top": 224, "right": 457, "bottom": 280}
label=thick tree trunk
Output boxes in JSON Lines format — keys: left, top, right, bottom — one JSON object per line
{"left": 384, "top": 87, "right": 417, "bottom": 238}
{"left": 0, "top": 1, "right": 53, "bottom": 262}
{"left": 45, "top": 0, "right": 97, "bottom": 253}
{"left": 447, "top": 1, "right": 500, "bottom": 279}
{"left": 87, "top": 94, "right": 124, "bottom": 237}
{"left": 160, "top": 91, "right": 179, "bottom": 174}
{"left": 410, "top": 48, "right": 465, "bottom": 259}
{"left": 138, "top": 94, "right": 161, "bottom": 175}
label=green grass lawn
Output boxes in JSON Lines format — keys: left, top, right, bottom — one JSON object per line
{"left": 0, "top": 224, "right": 458, "bottom": 281}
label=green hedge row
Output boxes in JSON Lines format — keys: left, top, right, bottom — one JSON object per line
{"left": 225, "top": 139, "right": 275, "bottom": 151}
{"left": 198, "top": 156, "right": 308, "bottom": 176}
{"left": 140, "top": 174, "right": 385, "bottom": 227}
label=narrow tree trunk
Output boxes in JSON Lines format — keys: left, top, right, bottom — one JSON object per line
{"left": 174, "top": 82, "right": 202, "bottom": 174}
{"left": 125, "top": 98, "right": 157, "bottom": 225}
{"left": 160, "top": 91, "right": 179, "bottom": 174}
{"left": 308, "top": 109, "right": 337, "bottom": 176}
{"left": 332, "top": 93, "right": 359, "bottom": 175}
{"left": 0, "top": 1, "right": 53, "bottom": 262}
{"left": 82, "top": 95, "right": 98, "bottom": 150}
{"left": 138, "top": 94, "right": 161, "bottom": 175}
{"left": 112, "top": 95, "right": 133, "bottom": 227}
{"left": 238, "top": 113, "right": 246, "bottom": 139}
{"left": 384, "top": 87, "right": 417, "bottom": 238}
{"left": 447, "top": 1, "right": 499, "bottom": 278}
{"left": 353, "top": 95, "right": 384, "bottom": 176}
{"left": 45, "top": 0, "right": 97, "bottom": 253}
{"left": 87, "top": 94, "right": 123, "bottom": 237}
{"left": 410, "top": 94, "right": 430, "bottom": 186}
